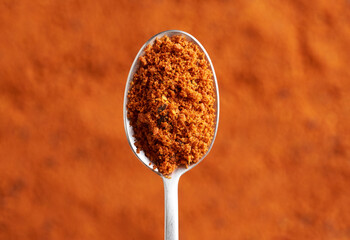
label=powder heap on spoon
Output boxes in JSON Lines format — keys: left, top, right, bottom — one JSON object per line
{"left": 127, "top": 35, "right": 216, "bottom": 175}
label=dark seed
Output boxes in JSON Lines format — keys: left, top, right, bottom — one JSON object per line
{"left": 158, "top": 104, "right": 167, "bottom": 113}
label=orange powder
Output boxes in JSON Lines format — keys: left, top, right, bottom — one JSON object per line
{"left": 127, "top": 35, "right": 216, "bottom": 175}
{"left": 0, "top": 1, "right": 350, "bottom": 239}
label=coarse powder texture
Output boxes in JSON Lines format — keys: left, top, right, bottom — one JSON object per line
{"left": 127, "top": 35, "right": 216, "bottom": 175}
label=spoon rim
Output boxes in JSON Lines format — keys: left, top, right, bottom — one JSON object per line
{"left": 123, "top": 29, "right": 220, "bottom": 178}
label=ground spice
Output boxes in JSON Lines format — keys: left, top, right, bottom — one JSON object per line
{"left": 1, "top": 1, "right": 350, "bottom": 239}
{"left": 127, "top": 35, "right": 216, "bottom": 175}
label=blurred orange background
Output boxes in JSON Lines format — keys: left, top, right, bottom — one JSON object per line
{"left": 1, "top": 0, "right": 350, "bottom": 239}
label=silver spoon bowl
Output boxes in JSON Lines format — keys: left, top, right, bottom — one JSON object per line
{"left": 123, "top": 30, "right": 219, "bottom": 240}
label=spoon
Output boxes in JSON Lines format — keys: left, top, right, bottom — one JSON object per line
{"left": 123, "top": 30, "right": 219, "bottom": 240}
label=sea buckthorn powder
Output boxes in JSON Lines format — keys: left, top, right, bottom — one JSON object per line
{"left": 127, "top": 35, "right": 216, "bottom": 175}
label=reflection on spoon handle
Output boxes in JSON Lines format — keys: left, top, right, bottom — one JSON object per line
{"left": 163, "top": 176, "right": 180, "bottom": 240}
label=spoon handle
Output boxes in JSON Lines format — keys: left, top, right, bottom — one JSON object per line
{"left": 163, "top": 176, "right": 180, "bottom": 240}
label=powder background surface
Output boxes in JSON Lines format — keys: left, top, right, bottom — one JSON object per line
{"left": 0, "top": 0, "right": 350, "bottom": 239}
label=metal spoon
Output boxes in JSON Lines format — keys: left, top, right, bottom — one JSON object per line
{"left": 123, "top": 30, "right": 219, "bottom": 240}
